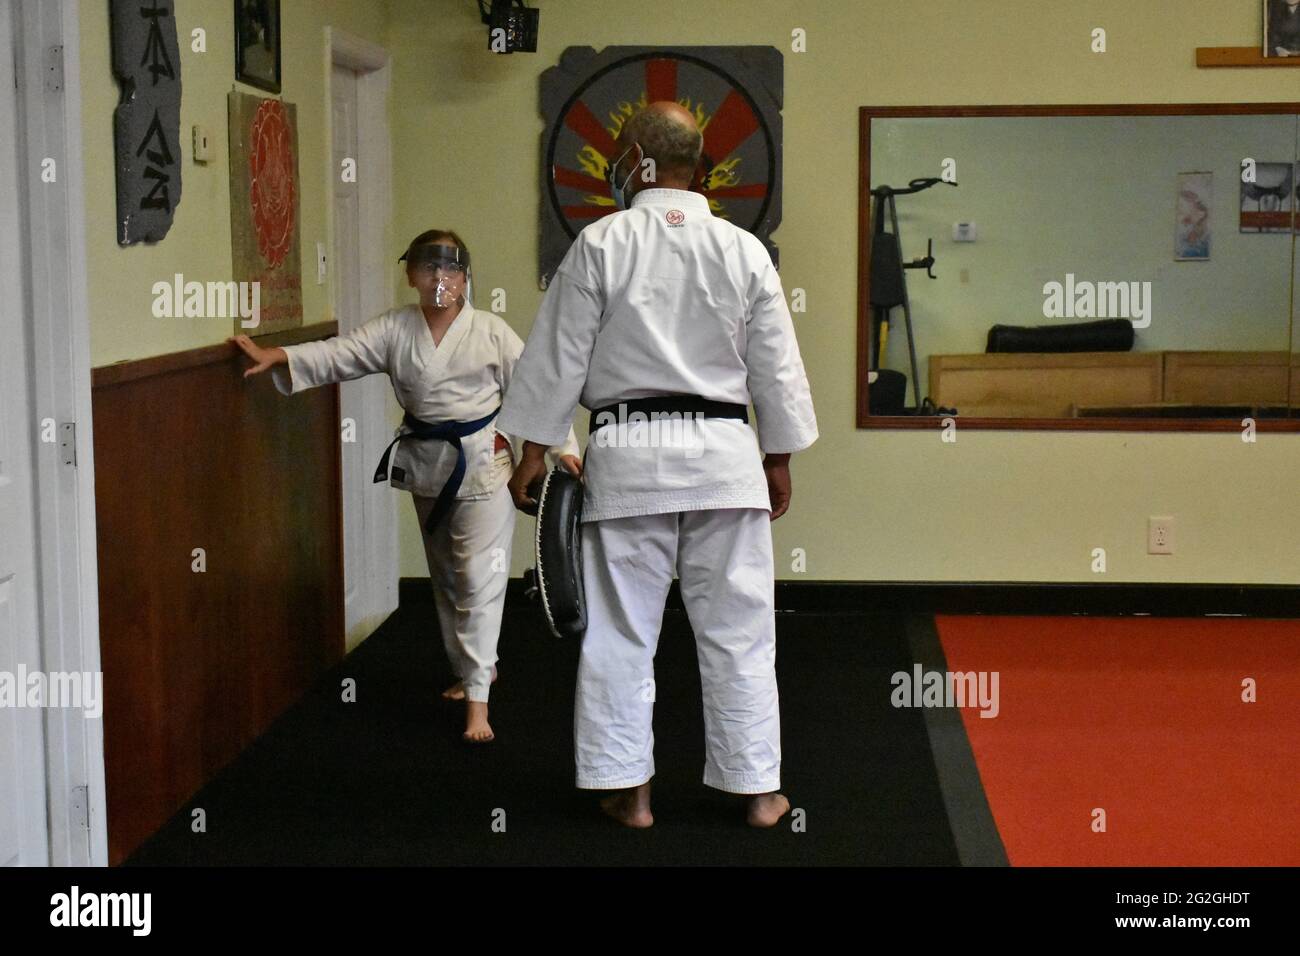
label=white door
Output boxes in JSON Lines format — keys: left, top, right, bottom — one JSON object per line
{"left": 332, "top": 62, "right": 398, "bottom": 648}
{"left": 0, "top": 0, "right": 50, "bottom": 867}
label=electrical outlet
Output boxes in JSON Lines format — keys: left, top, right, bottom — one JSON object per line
{"left": 1148, "top": 516, "right": 1175, "bottom": 555}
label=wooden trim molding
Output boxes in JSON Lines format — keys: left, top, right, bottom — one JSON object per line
{"left": 91, "top": 321, "right": 339, "bottom": 388}
{"left": 1197, "top": 47, "right": 1300, "bottom": 68}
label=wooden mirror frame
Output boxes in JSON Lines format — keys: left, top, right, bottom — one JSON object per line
{"left": 856, "top": 103, "right": 1300, "bottom": 432}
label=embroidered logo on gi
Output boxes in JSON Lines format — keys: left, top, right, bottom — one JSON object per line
{"left": 665, "top": 209, "right": 685, "bottom": 226}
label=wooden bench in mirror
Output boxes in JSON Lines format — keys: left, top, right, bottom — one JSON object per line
{"left": 928, "top": 351, "right": 1300, "bottom": 420}
{"left": 928, "top": 352, "right": 1163, "bottom": 419}
{"left": 1163, "top": 351, "right": 1300, "bottom": 406}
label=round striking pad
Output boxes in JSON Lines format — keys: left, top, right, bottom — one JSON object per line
{"left": 534, "top": 466, "right": 586, "bottom": 639}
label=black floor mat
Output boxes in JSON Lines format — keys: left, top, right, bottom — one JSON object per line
{"left": 124, "top": 601, "right": 960, "bottom": 866}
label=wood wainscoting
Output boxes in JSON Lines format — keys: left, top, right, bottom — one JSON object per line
{"left": 91, "top": 324, "right": 344, "bottom": 864}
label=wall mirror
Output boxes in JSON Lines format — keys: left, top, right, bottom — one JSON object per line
{"left": 857, "top": 105, "right": 1300, "bottom": 431}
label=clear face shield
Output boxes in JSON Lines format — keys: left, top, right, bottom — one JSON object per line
{"left": 401, "top": 243, "right": 470, "bottom": 308}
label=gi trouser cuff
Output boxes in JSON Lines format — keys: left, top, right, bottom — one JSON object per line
{"left": 702, "top": 766, "right": 781, "bottom": 795}
{"left": 462, "top": 668, "right": 492, "bottom": 703}
{"left": 575, "top": 762, "right": 654, "bottom": 791}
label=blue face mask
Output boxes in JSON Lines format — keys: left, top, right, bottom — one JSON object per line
{"left": 608, "top": 143, "right": 640, "bottom": 211}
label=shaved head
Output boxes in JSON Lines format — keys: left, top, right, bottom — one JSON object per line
{"left": 618, "top": 101, "right": 703, "bottom": 181}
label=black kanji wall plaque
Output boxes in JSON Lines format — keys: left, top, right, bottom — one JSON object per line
{"left": 111, "top": 0, "right": 182, "bottom": 245}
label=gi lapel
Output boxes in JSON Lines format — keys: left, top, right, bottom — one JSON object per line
{"left": 423, "top": 303, "right": 474, "bottom": 378}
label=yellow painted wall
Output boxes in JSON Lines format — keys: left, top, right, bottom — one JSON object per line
{"left": 80, "top": 1, "right": 1299, "bottom": 586}
{"left": 388, "top": 0, "right": 1300, "bottom": 585}
{"left": 80, "top": 0, "right": 391, "bottom": 365}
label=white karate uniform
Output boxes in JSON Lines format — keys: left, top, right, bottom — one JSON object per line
{"left": 497, "top": 187, "right": 818, "bottom": 792}
{"left": 272, "top": 301, "right": 579, "bottom": 702}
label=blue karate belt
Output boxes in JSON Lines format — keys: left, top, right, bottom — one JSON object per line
{"left": 373, "top": 406, "right": 502, "bottom": 534}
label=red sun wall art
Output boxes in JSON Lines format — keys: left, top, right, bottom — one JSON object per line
{"left": 228, "top": 91, "right": 304, "bottom": 336}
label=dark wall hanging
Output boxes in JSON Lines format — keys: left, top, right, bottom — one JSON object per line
{"left": 235, "top": 0, "right": 281, "bottom": 94}
{"left": 110, "top": 0, "right": 183, "bottom": 245}
{"left": 539, "top": 45, "right": 784, "bottom": 288}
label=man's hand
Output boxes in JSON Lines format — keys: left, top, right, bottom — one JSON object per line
{"left": 228, "top": 335, "right": 285, "bottom": 378}
{"left": 509, "top": 441, "right": 582, "bottom": 515}
{"left": 763, "top": 452, "right": 792, "bottom": 521}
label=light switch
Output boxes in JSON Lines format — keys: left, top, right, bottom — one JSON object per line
{"left": 192, "top": 125, "right": 211, "bottom": 163}
{"left": 317, "top": 242, "right": 327, "bottom": 285}
{"left": 952, "top": 222, "right": 977, "bottom": 242}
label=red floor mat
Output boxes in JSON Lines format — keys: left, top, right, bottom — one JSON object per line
{"left": 934, "top": 615, "right": 1300, "bottom": 866}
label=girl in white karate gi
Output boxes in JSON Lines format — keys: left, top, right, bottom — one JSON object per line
{"left": 231, "top": 230, "right": 580, "bottom": 742}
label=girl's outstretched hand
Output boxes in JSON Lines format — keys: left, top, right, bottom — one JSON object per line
{"left": 228, "top": 335, "right": 284, "bottom": 378}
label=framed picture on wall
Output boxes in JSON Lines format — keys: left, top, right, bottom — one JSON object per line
{"left": 1239, "top": 162, "right": 1295, "bottom": 233}
{"left": 1263, "top": 0, "right": 1300, "bottom": 57}
{"left": 235, "top": 0, "right": 281, "bottom": 93}
{"left": 1175, "top": 172, "right": 1211, "bottom": 260}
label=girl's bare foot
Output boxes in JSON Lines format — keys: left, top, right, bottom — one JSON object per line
{"left": 599, "top": 782, "right": 653, "bottom": 828}
{"left": 442, "top": 666, "right": 499, "bottom": 701}
{"left": 746, "top": 791, "right": 790, "bottom": 828}
{"left": 463, "top": 700, "right": 494, "bottom": 743}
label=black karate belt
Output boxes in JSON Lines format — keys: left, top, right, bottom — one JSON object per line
{"left": 587, "top": 396, "right": 749, "bottom": 435}
{"left": 530, "top": 465, "right": 586, "bottom": 639}
{"left": 372, "top": 406, "right": 501, "bottom": 534}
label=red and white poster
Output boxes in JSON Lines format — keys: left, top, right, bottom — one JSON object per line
{"left": 228, "top": 91, "right": 303, "bottom": 335}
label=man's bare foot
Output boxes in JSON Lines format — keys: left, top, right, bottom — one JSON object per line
{"left": 599, "top": 782, "right": 653, "bottom": 828}
{"left": 746, "top": 792, "right": 790, "bottom": 828}
{"left": 463, "top": 700, "right": 494, "bottom": 743}
{"left": 442, "top": 666, "right": 499, "bottom": 701}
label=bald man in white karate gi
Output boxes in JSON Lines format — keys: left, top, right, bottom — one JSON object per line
{"left": 498, "top": 102, "right": 818, "bottom": 828}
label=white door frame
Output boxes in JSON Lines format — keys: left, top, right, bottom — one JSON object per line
{"left": 0, "top": 0, "right": 49, "bottom": 869}
{"left": 13, "top": 0, "right": 106, "bottom": 867}
{"left": 326, "top": 28, "right": 399, "bottom": 648}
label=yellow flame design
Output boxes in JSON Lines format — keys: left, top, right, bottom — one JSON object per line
{"left": 577, "top": 144, "right": 609, "bottom": 181}
{"left": 677, "top": 96, "right": 712, "bottom": 135}
{"left": 604, "top": 94, "right": 648, "bottom": 140}
{"left": 704, "top": 156, "right": 742, "bottom": 189}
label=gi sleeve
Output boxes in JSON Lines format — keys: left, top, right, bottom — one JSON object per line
{"left": 496, "top": 260, "right": 603, "bottom": 449}
{"left": 744, "top": 255, "right": 819, "bottom": 454}
{"left": 495, "top": 319, "right": 583, "bottom": 466}
{"left": 271, "top": 312, "right": 393, "bottom": 395}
